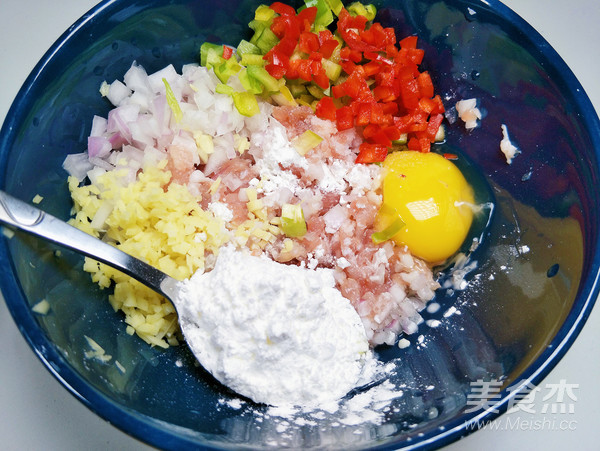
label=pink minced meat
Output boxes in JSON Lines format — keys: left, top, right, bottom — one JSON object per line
{"left": 172, "top": 105, "right": 439, "bottom": 346}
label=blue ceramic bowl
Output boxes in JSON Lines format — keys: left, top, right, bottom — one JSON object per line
{"left": 1, "top": 0, "right": 599, "bottom": 449}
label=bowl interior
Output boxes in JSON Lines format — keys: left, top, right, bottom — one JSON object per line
{"left": 1, "top": 0, "right": 599, "bottom": 449}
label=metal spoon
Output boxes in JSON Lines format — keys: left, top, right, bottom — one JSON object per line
{"left": 0, "top": 189, "right": 184, "bottom": 337}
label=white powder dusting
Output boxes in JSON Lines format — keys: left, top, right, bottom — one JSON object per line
{"left": 223, "top": 398, "right": 244, "bottom": 410}
{"left": 426, "top": 319, "right": 441, "bottom": 328}
{"left": 250, "top": 118, "right": 307, "bottom": 195}
{"left": 208, "top": 201, "right": 233, "bottom": 222}
{"left": 317, "top": 156, "right": 380, "bottom": 195}
{"left": 213, "top": 359, "right": 407, "bottom": 447}
{"left": 443, "top": 306, "right": 459, "bottom": 318}
{"left": 249, "top": 116, "right": 380, "bottom": 200}
{"left": 318, "top": 161, "right": 348, "bottom": 193}
{"left": 345, "top": 163, "right": 380, "bottom": 194}
{"left": 338, "top": 380, "right": 402, "bottom": 425}
{"left": 176, "top": 244, "right": 371, "bottom": 407}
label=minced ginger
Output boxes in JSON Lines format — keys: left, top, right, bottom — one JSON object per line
{"left": 68, "top": 159, "right": 230, "bottom": 348}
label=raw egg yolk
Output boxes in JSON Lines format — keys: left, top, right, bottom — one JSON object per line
{"left": 375, "top": 151, "right": 474, "bottom": 263}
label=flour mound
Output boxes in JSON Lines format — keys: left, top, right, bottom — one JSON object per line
{"left": 177, "top": 245, "right": 371, "bottom": 407}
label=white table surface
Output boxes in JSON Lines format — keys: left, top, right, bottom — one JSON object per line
{"left": 0, "top": 1, "right": 598, "bottom": 450}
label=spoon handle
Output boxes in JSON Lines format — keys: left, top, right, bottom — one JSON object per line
{"left": 0, "top": 190, "right": 174, "bottom": 298}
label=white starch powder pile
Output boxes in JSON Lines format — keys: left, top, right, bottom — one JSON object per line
{"left": 176, "top": 245, "right": 372, "bottom": 407}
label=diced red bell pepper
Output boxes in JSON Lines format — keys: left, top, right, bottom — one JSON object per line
{"left": 318, "top": 29, "right": 335, "bottom": 44}
{"left": 313, "top": 70, "right": 330, "bottom": 90}
{"left": 271, "top": 14, "right": 299, "bottom": 40}
{"left": 399, "top": 35, "right": 418, "bottom": 49}
{"left": 354, "top": 102, "right": 371, "bottom": 126}
{"left": 430, "top": 95, "right": 445, "bottom": 114}
{"left": 400, "top": 79, "right": 420, "bottom": 109}
{"left": 426, "top": 114, "right": 444, "bottom": 141}
{"left": 296, "top": 5, "right": 317, "bottom": 30}
{"left": 382, "top": 102, "right": 399, "bottom": 115}
{"left": 340, "top": 60, "right": 357, "bottom": 75}
{"left": 340, "top": 46, "right": 362, "bottom": 63}
{"left": 315, "top": 97, "right": 336, "bottom": 121}
{"left": 338, "top": 8, "right": 368, "bottom": 32}
{"left": 363, "top": 61, "right": 381, "bottom": 77}
{"left": 356, "top": 143, "right": 388, "bottom": 163}
{"left": 369, "top": 103, "right": 386, "bottom": 125}
{"left": 372, "top": 130, "right": 393, "bottom": 147}
{"left": 407, "top": 48, "right": 425, "bottom": 65}
{"left": 375, "top": 69, "right": 395, "bottom": 87}
{"left": 265, "top": 63, "right": 286, "bottom": 79}
{"left": 418, "top": 97, "right": 436, "bottom": 114}
{"left": 408, "top": 121, "right": 428, "bottom": 133}
{"left": 346, "top": 69, "right": 372, "bottom": 100}
{"left": 299, "top": 32, "right": 319, "bottom": 54}
{"left": 319, "top": 39, "right": 339, "bottom": 59}
{"left": 351, "top": 14, "right": 368, "bottom": 31}
{"left": 394, "top": 114, "right": 414, "bottom": 133}
{"left": 331, "top": 84, "right": 346, "bottom": 99}
{"left": 362, "top": 123, "right": 378, "bottom": 139}
{"left": 264, "top": 47, "right": 290, "bottom": 69}
{"left": 385, "top": 44, "right": 398, "bottom": 58}
{"left": 275, "top": 36, "right": 297, "bottom": 57}
{"left": 407, "top": 136, "right": 431, "bottom": 152}
{"left": 384, "top": 28, "right": 396, "bottom": 45}
{"left": 382, "top": 125, "right": 402, "bottom": 141}
{"left": 417, "top": 71, "right": 434, "bottom": 98}
{"left": 373, "top": 85, "right": 395, "bottom": 102}
{"left": 222, "top": 46, "right": 233, "bottom": 60}
{"left": 361, "top": 23, "right": 386, "bottom": 47}
{"left": 336, "top": 105, "right": 354, "bottom": 131}
{"left": 270, "top": 2, "right": 296, "bottom": 17}
{"left": 291, "top": 59, "right": 313, "bottom": 81}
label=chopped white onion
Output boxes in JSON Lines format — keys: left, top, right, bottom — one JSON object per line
{"left": 90, "top": 115, "right": 107, "bottom": 137}
{"left": 123, "top": 63, "right": 151, "bottom": 94}
{"left": 62, "top": 152, "right": 93, "bottom": 182}
{"left": 204, "top": 148, "right": 228, "bottom": 175}
{"left": 147, "top": 64, "right": 178, "bottom": 94}
{"left": 88, "top": 156, "right": 115, "bottom": 172}
{"left": 87, "top": 136, "right": 112, "bottom": 158}
{"left": 107, "top": 80, "right": 132, "bottom": 107}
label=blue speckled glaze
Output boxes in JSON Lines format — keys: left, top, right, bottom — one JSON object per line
{"left": 0, "top": 0, "right": 599, "bottom": 449}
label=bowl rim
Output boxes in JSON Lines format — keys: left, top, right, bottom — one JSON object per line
{"left": 1, "top": 0, "right": 600, "bottom": 449}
